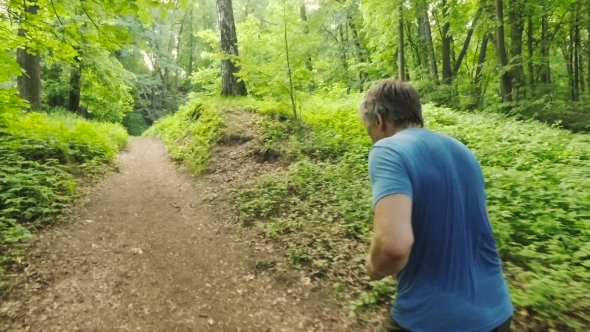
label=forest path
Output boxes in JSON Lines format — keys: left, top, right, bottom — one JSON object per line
{"left": 1, "top": 112, "right": 365, "bottom": 331}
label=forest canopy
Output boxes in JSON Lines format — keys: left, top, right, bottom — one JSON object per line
{"left": 1, "top": 0, "right": 589, "bottom": 132}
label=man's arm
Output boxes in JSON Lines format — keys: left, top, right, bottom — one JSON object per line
{"left": 366, "top": 194, "right": 414, "bottom": 280}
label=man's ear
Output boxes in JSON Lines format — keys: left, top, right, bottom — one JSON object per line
{"left": 376, "top": 113, "right": 383, "bottom": 129}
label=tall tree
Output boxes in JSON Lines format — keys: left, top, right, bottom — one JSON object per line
{"left": 398, "top": 3, "right": 406, "bottom": 81}
{"left": 68, "top": 57, "right": 83, "bottom": 114}
{"left": 16, "top": 1, "right": 42, "bottom": 110}
{"left": 441, "top": 0, "right": 453, "bottom": 84}
{"left": 540, "top": 7, "right": 551, "bottom": 87}
{"left": 217, "top": 0, "right": 247, "bottom": 96}
{"left": 347, "top": 14, "right": 368, "bottom": 89}
{"left": 453, "top": 2, "right": 485, "bottom": 76}
{"left": 300, "top": 3, "right": 316, "bottom": 91}
{"left": 473, "top": 34, "right": 490, "bottom": 107}
{"left": 508, "top": 0, "right": 525, "bottom": 101}
{"left": 418, "top": 4, "right": 439, "bottom": 84}
{"left": 495, "top": 0, "right": 513, "bottom": 102}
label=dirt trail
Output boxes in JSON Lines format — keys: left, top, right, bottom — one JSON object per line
{"left": 0, "top": 111, "right": 366, "bottom": 332}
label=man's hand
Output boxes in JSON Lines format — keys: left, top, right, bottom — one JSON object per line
{"left": 366, "top": 194, "right": 414, "bottom": 279}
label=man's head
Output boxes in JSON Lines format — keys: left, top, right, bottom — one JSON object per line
{"left": 359, "top": 79, "right": 423, "bottom": 143}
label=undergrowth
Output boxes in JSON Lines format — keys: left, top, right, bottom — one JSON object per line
{"left": 143, "top": 95, "right": 224, "bottom": 175}
{"left": 231, "top": 90, "right": 590, "bottom": 330}
{"left": 150, "top": 88, "right": 590, "bottom": 330}
{"left": 0, "top": 109, "right": 128, "bottom": 288}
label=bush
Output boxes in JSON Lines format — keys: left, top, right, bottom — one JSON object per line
{"left": 143, "top": 95, "right": 224, "bottom": 175}
{"left": 234, "top": 94, "right": 590, "bottom": 330}
{"left": 122, "top": 110, "right": 150, "bottom": 136}
{"left": 0, "top": 108, "right": 128, "bottom": 285}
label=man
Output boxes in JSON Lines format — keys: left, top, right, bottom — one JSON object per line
{"left": 361, "top": 79, "right": 513, "bottom": 332}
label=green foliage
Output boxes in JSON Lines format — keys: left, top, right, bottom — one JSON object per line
{"left": 143, "top": 95, "right": 224, "bottom": 175}
{"left": 190, "top": 65, "right": 222, "bottom": 97}
{"left": 79, "top": 52, "right": 135, "bottom": 122}
{"left": 236, "top": 0, "right": 320, "bottom": 100}
{"left": 233, "top": 95, "right": 590, "bottom": 330}
{"left": 122, "top": 109, "right": 150, "bottom": 136}
{"left": 0, "top": 108, "right": 128, "bottom": 284}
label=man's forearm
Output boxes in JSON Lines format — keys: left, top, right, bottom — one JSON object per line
{"left": 366, "top": 241, "right": 410, "bottom": 280}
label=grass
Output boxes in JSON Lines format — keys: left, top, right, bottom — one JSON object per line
{"left": 0, "top": 108, "right": 128, "bottom": 289}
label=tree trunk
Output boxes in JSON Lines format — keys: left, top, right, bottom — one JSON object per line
{"left": 527, "top": 15, "right": 534, "bottom": 91}
{"left": 405, "top": 22, "right": 422, "bottom": 70}
{"left": 540, "top": 10, "right": 551, "bottom": 86}
{"left": 441, "top": 0, "right": 452, "bottom": 84}
{"left": 348, "top": 15, "right": 369, "bottom": 89}
{"left": 16, "top": 2, "right": 41, "bottom": 110}
{"left": 568, "top": 25, "right": 574, "bottom": 101}
{"left": 174, "top": 8, "right": 188, "bottom": 91}
{"left": 508, "top": 0, "right": 525, "bottom": 101}
{"left": 282, "top": 0, "right": 296, "bottom": 117}
{"left": 187, "top": 7, "right": 195, "bottom": 77}
{"left": 474, "top": 34, "right": 490, "bottom": 107}
{"left": 300, "top": 3, "right": 316, "bottom": 92}
{"left": 454, "top": 4, "right": 484, "bottom": 75}
{"left": 418, "top": 5, "right": 439, "bottom": 84}
{"left": 573, "top": 9, "right": 581, "bottom": 101}
{"left": 68, "top": 61, "right": 82, "bottom": 115}
{"left": 338, "top": 24, "right": 348, "bottom": 72}
{"left": 581, "top": 53, "right": 585, "bottom": 94}
{"left": 398, "top": 4, "right": 406, "bottom": 81}
{"left": 300, "top": 3, "right": 312, "bottom": 73}
{"left": 495, "top": 0, "right": 513, "bottom": 102}
{"left": 217, "top": 0, "right": 247, "bottom": 96}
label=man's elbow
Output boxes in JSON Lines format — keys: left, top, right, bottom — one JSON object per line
{"left": 383, "top": 241, "right": 413, "bottom": 272}
{"left": 384, "top": 237, "right": 413, "bottom": 260}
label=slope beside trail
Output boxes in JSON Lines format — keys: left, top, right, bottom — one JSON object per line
{"left": 0, "top": 111, "right": 371, "bottom": 331}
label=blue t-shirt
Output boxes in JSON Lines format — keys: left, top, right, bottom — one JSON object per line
{"left": 368, "top": 128, "right": 513, "bottom": 332}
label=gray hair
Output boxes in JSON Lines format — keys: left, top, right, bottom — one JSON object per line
{"left": 360, "top": 79, "right": 424, "bottom": 128}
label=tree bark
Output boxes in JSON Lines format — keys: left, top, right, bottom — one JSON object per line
{"left": 283, "top": 0, "right": 296, "bottom": 117}
{"left": 418, "top": 5, "right": 439, "bottom": 84}
{"left": 174, "top": 8, "right": 188, "bottom": 91}
{"left": 474, "top": 34, "right": 490, "bottom": 107}
{"left": 573, "top": 8, "right": 581, "bottom": 101}
{"left": 338, "top": 24, "right": 348, "bottom": 72}
{"left": 398, "top": 4, "right": 406, "bottom": 81}
{"left": 300, "top": 3, "right": 316, "bottom": 92}
{"left": 68, "top": 60, "right": 82, "bottom": 115}
{"left": 405, "top": 22, "right": 421, "bottom": 69}
{"left": 16, "top": 2, "right": 42, "bottom": 110}
{"left": 495, "top": 0, "right": 513, "bottom": 102}
{"left": 568, "top": 25, "right": 574, "bottom": 101}
{"left": 508, "top": 0, "right": 525, "bottom": 101}
{"left": 217, "top": 0, "right": 247, "bottom": 96}
{"left": 300, "top": 3, "right": 312, "bottom": 72}
{"left": 348, "top": 15, "right": 369, "bottom": 89}
{"left": 454, "top": 4, "right": 484, "bottom": 75}
{"left": 527, "top": 15, "right": 534, "bottom": 90}
{"left": 441, "top": 0, "right": 452, "bottom": 84}
{"left": 187, "top": 7, "right": 195, "bottom": 77}
{"left": 540, "top": 10, "right": 551, "bottom": 86}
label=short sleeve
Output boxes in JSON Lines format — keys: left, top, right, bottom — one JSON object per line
{"left": 368, "top": 145, "right": 413, "bottom": 208}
